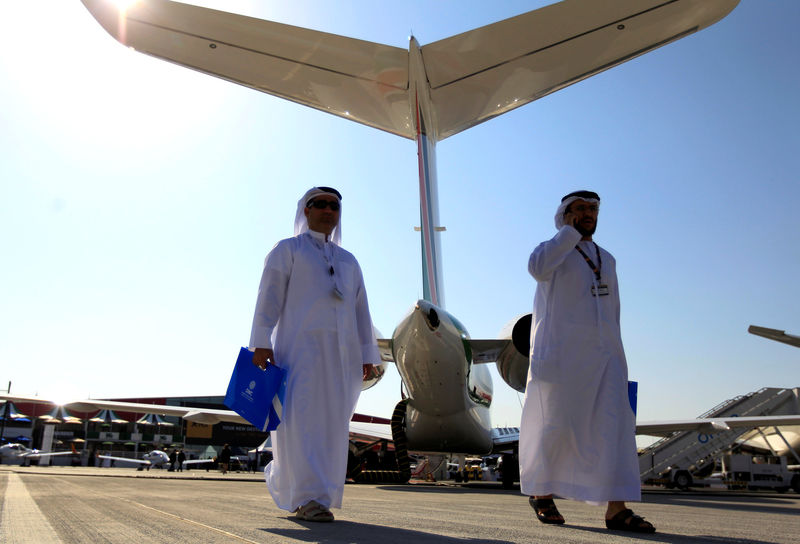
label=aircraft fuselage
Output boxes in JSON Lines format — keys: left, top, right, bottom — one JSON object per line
{"left": 392, "top": 300, "right": 493, "bottom": 453}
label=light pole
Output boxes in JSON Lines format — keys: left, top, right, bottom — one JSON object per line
{"left": 0, "top": 381, "right": 11, "bottom": 444}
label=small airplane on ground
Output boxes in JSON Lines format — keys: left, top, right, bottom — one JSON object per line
{"left": 0, "top": 442, "right": 79, "bottom": 466}
{"left": 96, "top": 449, "right": 214, "bottom": 470}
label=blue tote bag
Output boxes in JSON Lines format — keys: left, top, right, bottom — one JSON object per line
{"left": 224, "top": 348, "right": 287, "bottom": 432}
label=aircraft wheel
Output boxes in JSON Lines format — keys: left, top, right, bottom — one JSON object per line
{"left": 500, "top": 453, "right": 518, "bottom": 490}
{"left": 674, "top": 471, "right": 692, "bottom": 490}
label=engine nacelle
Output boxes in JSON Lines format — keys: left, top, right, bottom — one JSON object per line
{"left": 362, "top": 362, "right": 387, "bottom": 391}
{"left": 495, "top": 314, "right": 531, "bottom": 393}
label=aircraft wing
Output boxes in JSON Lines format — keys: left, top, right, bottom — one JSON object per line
{"left": 748, "top": 325, "right": 800, "bottom": 348}
{"left": 81, "top": 0, "right": 738, "bottom": 142}
{"left": 182, "top": 458, "right": 214, "bottom": 466}
{"left": 22, "top": 450, "right": 79, "bottom": 459}
{"left": 636, "top": 414, "right": 800, "bottom": 437}
{"left": 468, "top": 340, "right": 509, "bottom": 364}
{"left": 98, "top": 454, "right": 151, "bottom": 465}
{"left": 422, "top": 0, "right": 739, "bottom": 140}
{"left": 349, "top": 420, "right": 393, "bottom": 442}
{"left": 80, "top": 0, "right": 412, "bottom": 138}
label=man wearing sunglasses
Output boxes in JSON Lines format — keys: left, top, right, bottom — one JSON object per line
{"left": 249, "top": 186, "right": 379, "bottom": 523}
{"left": 519, "top": 190, "right": 655, "bottom": 533}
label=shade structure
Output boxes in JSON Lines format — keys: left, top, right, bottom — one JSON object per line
{"left": 89, "top": 409, "right": 128, "bottom": 425}
{"left": 40, "top": 406, "right": 82, "bottom": 425}
{"left": 135, "top": 413, "right": 174, "bottom": 427}
{"left": 0, "top": 402, "right": 31, "bottom": 422}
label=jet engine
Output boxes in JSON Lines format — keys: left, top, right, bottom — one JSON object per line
{"left": 495, "top": 314, "right": 531, "bottom": 393}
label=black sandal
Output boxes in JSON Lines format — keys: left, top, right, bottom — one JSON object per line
{"left": 529, "top": 497, "right": 565, "bottom": 525}
{"left": 605, "top": 508, "right": 655, "bottom": 533}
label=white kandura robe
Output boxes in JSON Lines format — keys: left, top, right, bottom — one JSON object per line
{"left": 519, "top": 225, "right": 640, "bottom": 504}
{"left": 249, "top": 230, "right": 379, "bottom": 511}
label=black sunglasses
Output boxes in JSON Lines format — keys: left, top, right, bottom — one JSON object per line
{"left": 308, "top": 199, "right": 340, "bottom": 211}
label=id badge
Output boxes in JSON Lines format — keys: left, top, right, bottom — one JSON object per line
{"left": 591, "top": 284, "right": 609, "bottom": 297}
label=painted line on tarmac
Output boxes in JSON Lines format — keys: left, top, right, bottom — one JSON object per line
{"left": 1, "top": 472, "right": 62, "bottom": 543}
{"left": 114, "top": 496, "right": 261, "bottom": 544}
{"left": 52, "top": 475, "right": 261, "bottom": 544}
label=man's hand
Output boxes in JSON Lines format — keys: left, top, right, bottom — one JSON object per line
{"left": 563, "top": 210, "right": 578, "bottom": 229}
{"left": 253, "top": 348, "right": 275, "bottom": 370}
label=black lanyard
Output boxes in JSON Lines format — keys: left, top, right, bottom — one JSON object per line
{"left": 574, "top": 243, "right": 602, "bottom": 282}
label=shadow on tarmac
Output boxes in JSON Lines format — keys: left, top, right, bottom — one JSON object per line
{"left": 646, "top": 493, "right": 800, "bottom": 516}
{"left": 552, "top": 523, "right": 778, "bottom": 544}
{"left": 260, "top": 519, "right": 512, "bottom": 544}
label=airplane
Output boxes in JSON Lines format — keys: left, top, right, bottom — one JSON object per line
{"left": 0, "top": 442, "right": 80, "bottom": 466}
{"left": 748, "top": 325, "right": 800, "bottom": 349}
{"left": 97, "top": 449, "right": 216, "bottom": 470}
{"left": 97, "top": 449, "right": 171, "bottom": 469}
{"left": 75, "top": 0, "right": 754, "bottom": 466}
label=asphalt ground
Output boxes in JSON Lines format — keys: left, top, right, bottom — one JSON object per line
{"left": 2, "top": 465, "right": 799, "bottom": 543}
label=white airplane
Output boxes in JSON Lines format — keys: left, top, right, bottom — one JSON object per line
{"left": 97, "top": 449, "right": 171, "bottom": 469}
{"left": 0, "top": 442, "right": 79, "bottom": 466}
{"left": 12, "top": 0, "right": 797, "bottom": 479}
{"left": 97, "top": 449, "right": 215, "bottom": 470}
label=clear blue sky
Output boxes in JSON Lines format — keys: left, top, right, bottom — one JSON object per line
{"left": 1, "top": 1, "right": 798, "bottom": 444}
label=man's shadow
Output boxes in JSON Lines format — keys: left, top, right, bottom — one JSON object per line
{"left": 260, "top": 518, "right": 512, "bottom": 544}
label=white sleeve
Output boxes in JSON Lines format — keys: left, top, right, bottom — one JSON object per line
{"left": 353, "top": 261, "right": 380, "bottom": 365}
{"left": 528, "top": 226, "right": 582, "bottom": 282}
{"left": 249, "top": 242, "right": 292, "bottom": 350}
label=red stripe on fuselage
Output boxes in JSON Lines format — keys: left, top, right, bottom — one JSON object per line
{"left": 415, "top": 93, "right": 438, "bottom": 305}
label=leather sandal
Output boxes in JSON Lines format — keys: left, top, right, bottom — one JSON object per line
{"left": 529, "top": 497, "right": 565, "bottom": 525}
{"left": 605, "top": 508, "right": 655, "bottom": 533}
{"left": 295, "top": 501, "right": 335, "bottom": 522}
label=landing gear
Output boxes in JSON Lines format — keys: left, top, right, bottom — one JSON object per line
{"left": 500, "top": 453, "right": 519, "bottom": 490}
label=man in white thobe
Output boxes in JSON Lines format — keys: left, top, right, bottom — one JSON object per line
{"left": 519, "top": 190, "right": 655, "bottom": 533}
{"left": 249, "top": 186, "right": 379, "bottom": 522}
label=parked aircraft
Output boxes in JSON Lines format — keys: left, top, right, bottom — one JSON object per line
{"left": 0, "top": 442, "right": 79, "bottom": 466}
{"left": 77, "top": 0, "right": 747, "bottom": 461}
{"left": 97, "top": 449, "right": 214, "bottom": 470}
{"left": 98, "top": 449, "right": 171, "bottom": 469}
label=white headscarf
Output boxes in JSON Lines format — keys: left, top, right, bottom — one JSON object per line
{"left": 294, "top": 187, "right": 342, "bottom": 246}
{"left": 554, "top": 190, "right": 600, "bottom": 230}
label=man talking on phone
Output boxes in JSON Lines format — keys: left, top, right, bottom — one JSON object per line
{"left": 519, "top": 190, "right": 654, "bottom": 533}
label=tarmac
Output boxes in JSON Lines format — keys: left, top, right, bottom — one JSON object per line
{"left": 2, "top": 464, "right": 799, "bottom": 543}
